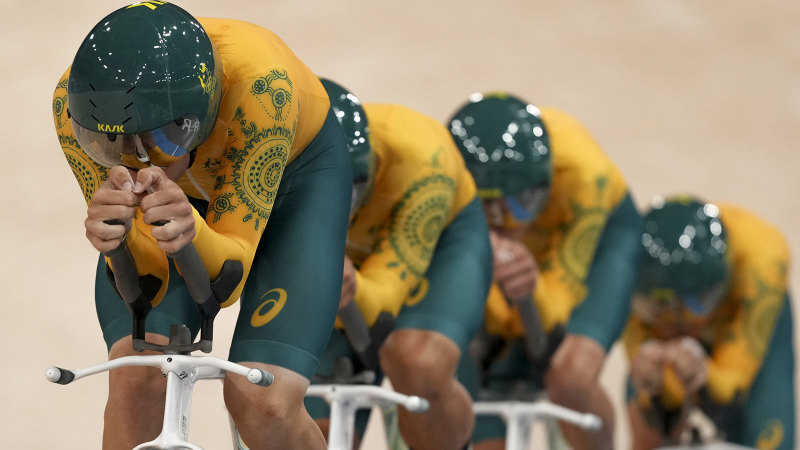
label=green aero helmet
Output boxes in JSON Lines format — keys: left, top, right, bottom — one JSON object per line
{"left": 448, "top": 93, "right": 551, "bottom": 224}
{"left": 637, "top": 196, "right": 730, "bottom": 316}
{"left": 319, "top": 77, "right": 374, "bottom": 215}
{"left": 67, "top": 1, "right": 222, "bottom": 169}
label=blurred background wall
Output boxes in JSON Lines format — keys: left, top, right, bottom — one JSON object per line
{"left": 2, "top": 1, "right": 798, "bottom": 448}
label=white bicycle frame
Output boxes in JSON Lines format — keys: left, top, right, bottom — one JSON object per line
{"left": 306, "top": 384, "right": 429, "bottom": 450}
{"left": 47, "top": 242, "right": 272, "bottom": 450}
{"left": 47, "top": 353, "right": 272, "bottom": 450}
{"left": 654, "top": 407, "right": 756, "bottom": 450}
{"left": 658, "top": 445, "right": 755, "bottom": 450}
{"left": 473, "top": 400, "right": 602, "bottom": 450}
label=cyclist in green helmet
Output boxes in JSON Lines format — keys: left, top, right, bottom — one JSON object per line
{"left": 449, "top": 93, "right": 643, "bottom": 450}
{"left": 53, "top": 3, "right": 353, "bottom": 448}
{"left": 305, "top": 79, "right": 492, "bottom": 450}
{"left": 624, "top": 196, "right": 795, "bottom": 450}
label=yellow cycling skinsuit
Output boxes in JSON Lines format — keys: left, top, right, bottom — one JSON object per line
{"left": 463, "top": 107, "right": 643, "bottom": 442}
{"left": 306, "top": 103, "right": 493, "bottom": 431}
{"left": 483, "top": 107, "right": 640, "bottom": 344}
{"left": 624, "top": 204, "right": 795, "bottom": 450}
{"left": 52, "top": 18, "right": 354, "bottom": 379}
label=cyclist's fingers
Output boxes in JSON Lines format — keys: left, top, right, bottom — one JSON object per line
{"left": 149, "top": 213, "right": 195, "bottom": 243}
{"left": 139, "top": 183, "right": 186, "bottom": 212}
{"left": 494, "top": 253, "right": 536, "bottom": 280}
{"left": 672, "top": 356, "right": 706, "bottom": 389}
{"left": 133, "top": 166, "right": 169, "bottom": 195}
{"left": 142, "top": 200, "right": 193, "bottom": 227}
{"left": 500, "top": 274, "right": 537, "bottom": 300}
{"left": 639, "top": 340, "right": 666, "bottom": 363}
{"left": 85, "top": 228, "right": 125, "bottom": 254}
{"left": 107, "top": 165, "right": 135, "bottom": 191}
{"left": 91, "top": 186, "right": 140, "bottom": 208}
{"left": 153, "top": 225, "right": 196, "bottom": 254}
{"left": 85, "top": 215, "right": 129, "bottom": 241}
{"left": 86, "top": 203, "right": 137, "bottom": 224}
{"left": 340, "top": 257, "right": 357, "bottom": 310}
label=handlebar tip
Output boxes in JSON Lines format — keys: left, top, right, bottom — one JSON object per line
{"left": 46, "top": 366, "right": 75, "bottom": 385}
{"left": 45, "top": 367, "right": 61, "bottom": 383}
{"left": 582, "top": 413, "right": 602, "bottom": 431}
{"left": 405, "top": 396, "right": 430, "bottom": 413}
{"left": 247, "top": 368, "right": 274, "bottom": 387}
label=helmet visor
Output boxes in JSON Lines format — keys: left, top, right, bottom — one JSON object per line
{"left": 636, "top": 280, "right": 728, "bottom": 321}
{"left": 505, "top": 185, "right": 550, "bottom": 223}
{"left": 681, "top": 281, "right": 728, "bottom": 316}
{"left": 481, "top": 185, "right": 550, "bottom": 229}
{"left": 71, "top": 115, "right": 201, "bottom": 169}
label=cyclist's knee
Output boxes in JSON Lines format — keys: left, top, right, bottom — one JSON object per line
{"left": 545, "top": 338, "right": 604, "bottom": 402}
{"left": 314, "top": 418, "right": 330, "bottom": 438}
{"left": 224, "top": 363, "right": 308, "bottom": 428}
{"left": 107, "top": 335, "right": 168, "bottom": 401}
{"left": 380, "top": 329, "right": 459, "bottom": 391}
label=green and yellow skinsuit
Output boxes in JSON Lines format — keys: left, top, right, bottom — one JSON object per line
{"left": 53, "top": 18, "right": 353, "bottom": 379}
{"left": 624, "top": 204, "right": 795, "bottom": 450}
{"left": 306, "top": 103, "right": 493, "bottom": 432}
{"left": 463, "top": 107, "right": 644, "bottom": 443}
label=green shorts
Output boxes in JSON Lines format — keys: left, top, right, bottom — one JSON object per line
{"left": 729, "top": 295, "right": 795, "bottom": 450}
{"left": 468, "top": 191, "right": 643, "bottom": 443}
{"left": 95, "top": 107, "right": 353, "bottom": 380}
{"left": 305, "top": 196, "right": 492, "bottom": 430}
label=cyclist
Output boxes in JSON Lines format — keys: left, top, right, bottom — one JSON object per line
{"left": 51, "top": 3, "right": 352, "bottom": 449}
{"left": 304, "top": 79, "right": 493, "bottom": 450}
{"left": 448, "top": 93, "right": 643, "bottom": 450}
{"left": 624, "top": 196, "right": 795, "bottom": 450}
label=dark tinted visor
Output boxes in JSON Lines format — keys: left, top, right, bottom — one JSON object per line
{"left": 71, "top": 115, "right": 201, "bottom": 168}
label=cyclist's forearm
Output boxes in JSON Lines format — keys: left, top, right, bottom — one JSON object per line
{"left": 352, "top": 269, "right": 406, "bottom": 325}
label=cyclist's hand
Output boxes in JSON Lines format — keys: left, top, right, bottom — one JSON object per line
{"left": 665, "top": 336, "right": 707, "bottom": 393}
{"left": 340, "top": 255, "right": 356, "bottom": 311}
{"left": 490, "top": 230, "right": 538, "bottom": 302}
{"left": 85, "top": 166, "right": 140, "bottom": 253}
{"left": 135, "top": 166, "right": 195, "bottom": 254}
{"left": 631, "top": 339, "right": 667, "bottom": 396}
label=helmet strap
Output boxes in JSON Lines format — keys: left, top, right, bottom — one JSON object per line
{"left": 187, "top": 148, "right": 197, "bottom": 169}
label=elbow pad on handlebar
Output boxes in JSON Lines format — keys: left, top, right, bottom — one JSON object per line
{"left": 105, "top": 265, "right": 163, "bottom": 305}
{"left": 639, "top": 394, "right": 685, "bottom": 435}
{"left": 355, "top": 311, "right": 396, "bottom": 372}
{"left": 209, "top": 259, "right": 244, "bottom": 307}
{"left": 531, "top": 324, "right": 566, "bottom": 386}
{"left": 697, "top": 387, "right": 744, "bottom": 439}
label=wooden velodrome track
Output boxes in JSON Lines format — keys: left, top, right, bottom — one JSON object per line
{"left": 2, "top": 1, "right": 798, "bottom": 448}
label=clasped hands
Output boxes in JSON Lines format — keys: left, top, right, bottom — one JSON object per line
{"left": 631, "top": 337, "right": 708, "bottom": 398}
{"left": 490, "top": 230, "right": 539, "bottom": 302}
{"left": 85, "top": 166, "right": 195, "bottom": 254}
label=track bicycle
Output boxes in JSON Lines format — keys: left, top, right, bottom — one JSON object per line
{"left": 472, "top": 398, "right": 601, "bottom": 450}
{"left": 651, "top": 399, "right": 756, "bottom": 450}
{"left": 464, "top": 295, "right": 604, "bottom": 450}
{"left": 46, "top": 241, "right": 273, "bottom": 450}
{"left": 230, "top": 309, "right": 429, "bottom": 450}
{"left": 303, "top": 383, "right": 429, "bottom": 450}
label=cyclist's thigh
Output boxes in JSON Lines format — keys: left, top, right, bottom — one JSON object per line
{"left": 567, "top": 192, "right": 642, "bottom": 351}
{"left": 394, "top": 197, "right": 492, "bottom": 352}
{"left": 228, "top": 107, "right": 352, "bottom": 381}
{"left": 730, "top": 295, "right": 795, "bottom": 450}
{"left": 95, "top": 255, "right": 201, "bottom": 351}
